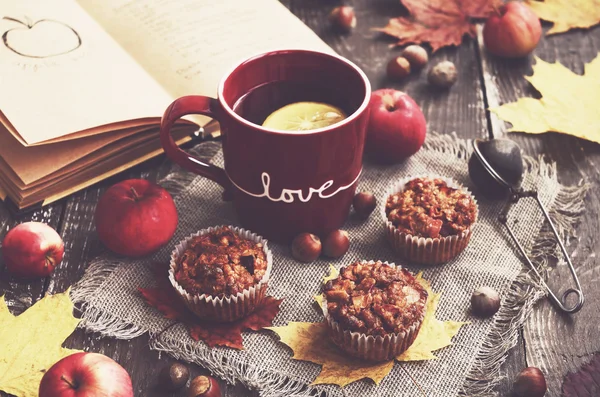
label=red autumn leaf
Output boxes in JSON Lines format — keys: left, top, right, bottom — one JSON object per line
{"left": 376, "top": 0, "right": 502, "bottom": 52}
{"left": 189, "top": 297, "right": 283, "bottom": 349}
{"left": 189, "top": 322, "right": 245, "bottom": 350}
{"left": 139, "top": 262, "right": 282, "bottom": 350}
{"left": 139, "top": 263, "right": 188, "bottom": 320}
{"left": 562, "top": 354, "right": 600, "bottom": 397}
{"left": 241, "top": 296, "right": 283, "bottom": 331}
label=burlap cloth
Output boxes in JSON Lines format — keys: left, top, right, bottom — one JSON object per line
{"left": 72, "top": 133, "right": 586, "bottom": 397}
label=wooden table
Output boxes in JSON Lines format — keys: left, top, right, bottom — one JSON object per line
{"left": 2, "top": 1, "right": 599, "bottom": 396}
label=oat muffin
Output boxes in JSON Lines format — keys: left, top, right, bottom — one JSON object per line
{"left": 322, "top": 261, "right": 427, "bottom": 361}
{"left": 174, "top": 226, "right": 268, "bottom": 297}
{"left": 383, "top": 177, "right": 478, "bottom": 265}
{"left": 169, "top": 226, "right": 272, "bottom": 322}
{"left": 386, "top": 177, "right": 477, "bottom": 239}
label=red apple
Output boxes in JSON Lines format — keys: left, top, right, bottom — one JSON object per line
{"left": 483, "top": 2, "right": 542, "bottom": 58}
{"left": 95, "top": 179, "right": 178, "bottom": 257}
{"left": 365, "top": 89, "right": 427, "bottom": 163}
{"left": 39, "top": 352, "right": 133, "bottom": 397}
{"left": 2, "top": 221, "right": 64, "bottom": 278}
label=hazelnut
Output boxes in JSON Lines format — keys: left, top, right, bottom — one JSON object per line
{"left": 291, "top": 233, "right": 322, "bottom": 262}
{"left": 329, "top": 6, "right": 356, "bottom": 32}
{"left": 387, "top": 56, "right": 411, "bottom": 80}
{"left": 401, "top": 45, "right": 428, "bottom": 70}
{"left": 471, "top": 286, "right": 500, "bottom": 317}
{"left": 158, "top": 362, "right": 189, "bottom": 391}
{"left": 353, "top": 192, "right": 376, "bottom": 219}
{"left": 323, "top": 230, "right": 350, "bottom": 258}
{"left": 188, "top": 375, "right": 222, "bottom": 397}
{"left": 427, "top": 60, "right": 458, "bottom": 88}
{"left": 513, "top": 367, "right": 547, "bottom": 397}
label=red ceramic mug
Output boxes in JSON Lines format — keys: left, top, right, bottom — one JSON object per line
{"left": 160, "top": 50, "right": 371, "bottom": 242}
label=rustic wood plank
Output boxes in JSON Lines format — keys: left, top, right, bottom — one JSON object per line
{"left": 478, "top": 22, "right": 600, "bottom": 396}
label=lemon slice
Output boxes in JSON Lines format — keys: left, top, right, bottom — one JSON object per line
{"left": 262, "top": 102, "right": 347, "bottom": 131}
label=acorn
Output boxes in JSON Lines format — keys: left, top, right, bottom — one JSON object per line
{"left": 513, "top": 367, "right": 547, "bottom": 397}
{"left": 353, "top": 192, "right": 377, "bottom": 219}
{"left": 323, "top": 230, "right": 350, "bottom": 258}
{"left": 401, "top": 45, "right": 428, "bottom": 70}
{"left": 291, "top": 233, "right": 322, "bottom": 263}
{"left": 159, "top": 362, "right": 190, "bottom": 391}
{"left": 329, "top": 6, "right": 356, "bottom": 32}
{"left": 471, "top": 286, "right": 501, "bottom": 317}
{"left": 387, "top": 56, "right": 411, "bottom": 80}
{"left": 188, "top": 375, "right": 222, "bottom": 397}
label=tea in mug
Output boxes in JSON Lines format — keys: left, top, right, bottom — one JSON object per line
{"left": 262, "top": 102, "right": 346, "bottom": 131}
{"left": 232, "top": 80, "right": 354, "bottom": 131}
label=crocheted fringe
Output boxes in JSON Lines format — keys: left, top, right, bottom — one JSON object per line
{"left": 70, "top": 259, "right": 147, "bottom": 339}
{"left": 71, "top": 135, "right": 588, "bottom": 397}
{"left": 152, "top": 333, "right": 323, "bottom": 397}
{"left": 459, "top": 156, "right": 589, "bottom": 397}
{"left": 423, "top": 131, "right": 471, "bottom": 160}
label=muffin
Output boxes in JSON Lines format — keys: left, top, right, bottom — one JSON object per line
{"left": 383, "top": 176, "right": 477, "bottom": 265}
{"left": 322, "top": 260, "right": 427, "bottom": 361}
{"left": 168, "top": 225, "right": 272, "bottom": 322}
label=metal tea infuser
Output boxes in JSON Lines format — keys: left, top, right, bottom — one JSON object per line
{"left": 468, "top": 138, "right": 584, "bottom": 314}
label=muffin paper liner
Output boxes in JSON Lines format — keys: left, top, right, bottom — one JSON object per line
{"left": 169, "top": 225, "right": 272, "bottom": 322}
{"left": 322, "top": 261, "right": 425, "bottom": 362}
{"left": 381, "top": 175, "right": 478, "bottom": 265}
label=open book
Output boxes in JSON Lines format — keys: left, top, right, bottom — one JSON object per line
{"left": 0, "top": 0, "right": 332, "bottom": 211}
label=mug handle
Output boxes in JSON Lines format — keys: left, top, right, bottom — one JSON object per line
{"left": 160, "top": 95, "right": 233, "bottom": 196}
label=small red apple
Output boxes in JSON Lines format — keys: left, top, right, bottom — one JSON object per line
{"left": 2, "top": 221, "right": 64, "bottom": 278}
{"left": 483, "top": 2, "right": 542, "bottom": 58}
{"left": 365, "top": 89, "right": 427, "bottom": 164}
{"left": 39, "top": 352, "right": 133, "bottom": 397}
{"left": 95, "top": 179, "right": 178, "bottom": 257}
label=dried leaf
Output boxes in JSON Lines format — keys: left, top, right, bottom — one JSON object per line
{"left": 562, "top": 354, "right": 600, "bottom": 397}
{"left": 0, "top": 290, "right": 81, "bottom": 397}
{"left": 313, "top": 264, "right": 339, "bottom": 307}
{"left": 139, "top": 262, "right": 282, "bottom": 350}
{"left": 396, "top": 274, "right": 467, "bottom": 361}
{"left": 188, "top": 297, "right": 283, "bottom": 349}
{"left": 376, "top": 0, "right": 502, "bottom": 52}
{"left": 492, "top": 56, "right": 600, "bottom": 143}
{"left": 266, "top": 322, "right": 394, "bottom": 387}
{"left": 139, "top": 263, "right": 188, "bottom": 320}
{"left": 527, "top": 0, "right": 600, "bottom": 35}
{"left": 270, "top": 270, "right": 467, "bottom": 387}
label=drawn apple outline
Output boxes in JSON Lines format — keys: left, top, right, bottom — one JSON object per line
{"left": 2, "top": 16, "right": 82, "bottom": 58}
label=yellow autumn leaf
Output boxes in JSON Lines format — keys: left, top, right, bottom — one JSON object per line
{"left": 313, "top": 264, "right": 339, "bottom": 307}
{"left": 492, "top": 56, "right": 600, "bottom": 143}
{"left": 397, "top": 274, "right": 467, "bottom": 361}
{"left": 0, "top": 290, "right": 82, "bottom": 397}
{"left": 269, "top": 270, "right": 467, "bottom": 387}
{"left": 266, "top": 322, "right": 394, "bottom": 387}
{"left": 527, "top": 0, "right": 600, "bottom": 35}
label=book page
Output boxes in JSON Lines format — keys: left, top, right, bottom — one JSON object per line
{"left": 77, "top": 0, "right": 333, "bottom": 99}
{"left": 0, "top": 0, "right": 174, "bottom": 145}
